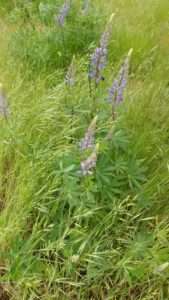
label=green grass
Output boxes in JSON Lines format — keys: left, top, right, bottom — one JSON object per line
{"left": 0, "top": 0, "right": 169, "bottom": 299}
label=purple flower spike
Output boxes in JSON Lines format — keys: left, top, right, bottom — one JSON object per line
{"left": 79, "top": 116, "right": 98, "bottom": 151}
{"left": 80, "top": 144, "right": 99, "bottom": 176}
{"left": 65, "top": 56, "right": 76, "bottom": 87}
{"left": 88, "top": 13, "right": 115, "bottom": 85}
{"left": 108, "top": 49, "right": 133, "bottom": 105}
{"left": 115, "top": 54, "right": 130, "bottom": 104}
{"left": 108, "top": 78, "right": 119, "bottom": 103}
{"left": 56, "top": 1, "right": 70, "bottom": 27}
{"left": 89, "top": 47, "right": 107, "bottom": 84}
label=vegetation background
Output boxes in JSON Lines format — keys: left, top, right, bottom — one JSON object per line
{"left": 0, "top": 0, "right": 169, "bottom": 299}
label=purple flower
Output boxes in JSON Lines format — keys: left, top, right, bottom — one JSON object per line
{"left": 108, "top": 78, "right": 119, "bottom": 103}
{"left": 80, "top": 144, "right": 99, "bottom": 176}
{"left": 56, "top": 1, "right": 70, "bottom": 27}
{"left": 116, "top": 56, "right": 130, "bottom": 103}
{"left": 89, "top": 47, "right": 107, "bottom": 84}
{"left": 79, "top": 116, "right": 98, "bottom": 151}
{"left": 65, "top": 57, "right": 76, "bottom": 87}
{"left": 108, "top": 49, "right": 133, "bottom": 105}
{"left": 89, "top": 14, "right": 115, "bottom": 85}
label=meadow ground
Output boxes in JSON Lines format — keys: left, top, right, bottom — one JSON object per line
{"left": 0, "top": 0, "right": 169, "bottom": 299}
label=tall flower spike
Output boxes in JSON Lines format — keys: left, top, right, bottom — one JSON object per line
{"left": 0, "top": 83, "right": 9, "bottom": 119}
{"left": 116, "top": 48, "right": 133, "bottom": 104}
{"left": 65, "top": 56, "right": 76, "bottom": 87}
{"left": 89, "top": 47, "right": 107, "bottom": 84}
{"left": 79, "top": 115, "right": 98, "bottom": 151}
{"left": 108, "top": 78, "right": 119, "bottom": 103}
{"left": 108, "top": 48, "right": 133, "bottom": 104}
{"left": 56, "top": 1, "right": 70, "bottom": 27}
{"left": 89, "top": 13, "right": 115, "bottom": 85}
{"left": 80, "top": 143, "right": 99, "bottom": 176}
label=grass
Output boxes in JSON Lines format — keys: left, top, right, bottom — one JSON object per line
{"left": 0, "top": 0, "right": 169, "bottom": 299}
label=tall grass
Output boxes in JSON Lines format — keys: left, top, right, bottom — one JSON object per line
{"left": 0, "top": 0, "right": 169, "bottom": 299}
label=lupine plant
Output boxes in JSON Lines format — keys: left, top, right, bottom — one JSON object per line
{"left": 79, "top": 45, "right": 132, "bottom": 175}
{"left": 79, "top": 15, "right": 132, "bottom": 177}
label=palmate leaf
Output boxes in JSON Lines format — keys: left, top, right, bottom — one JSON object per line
{"left": 110, "top": 129, "right": 129, "bottom": 151}
{"left": 127, "top": 158, "right": 147, "bottom": 189}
